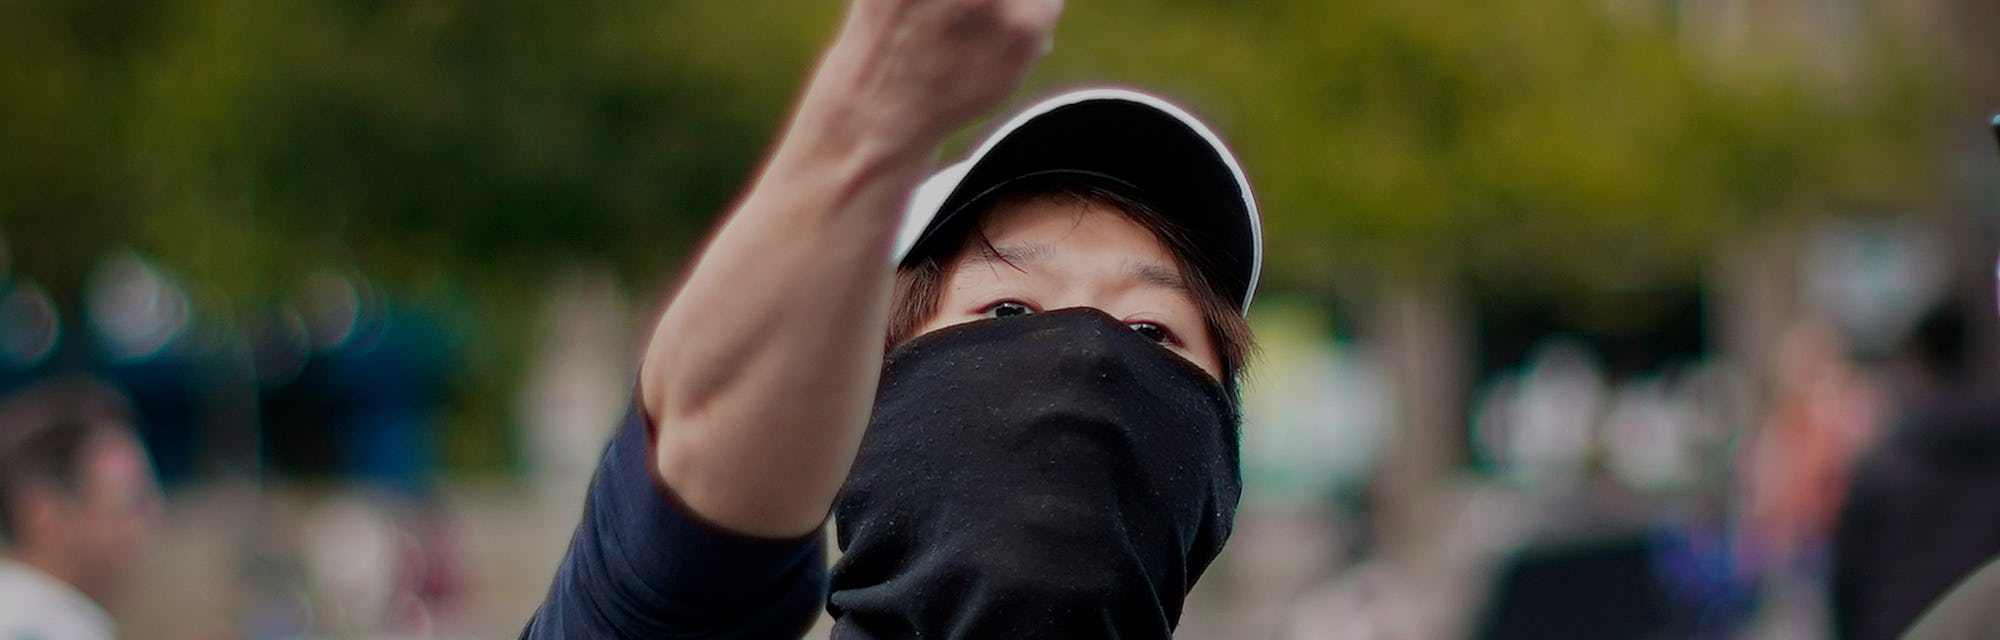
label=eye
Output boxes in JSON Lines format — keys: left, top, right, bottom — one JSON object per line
{"left": 1127, "top": 321, "right": 1177, "bottom": 346}
{"left": 983, "top": 300, "right": 1035, "bottom": 319}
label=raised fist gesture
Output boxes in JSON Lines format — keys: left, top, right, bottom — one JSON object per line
{"left": 811, "top": 0, "right": 1065, "bottom": 151}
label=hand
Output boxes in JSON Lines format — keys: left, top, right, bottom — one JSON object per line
{"left": 810, "top": 0, "right": 1065, "bottom": 152}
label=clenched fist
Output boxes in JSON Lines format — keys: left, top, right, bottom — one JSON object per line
{"left": 808, "top": 0, "right": 1065, "bottom": 154}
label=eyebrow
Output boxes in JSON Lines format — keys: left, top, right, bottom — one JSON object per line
{"left": 962, "top": 242, "right": 1189, "bottom": 294}
{"left": 966, "top": 242, "right": 1050, "bottom": 272}
{"left": 1126, "top": 261, "right": 1190, "bottom": 294}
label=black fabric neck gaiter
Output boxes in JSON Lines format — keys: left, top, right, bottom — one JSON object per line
{"left": 829, "top": 308, "right": 1242, "bottom": 639}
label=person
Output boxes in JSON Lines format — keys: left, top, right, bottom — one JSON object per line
{"left": 1831, "top": 305, "right": 2000, "bottom": 640}
{"left": 526, "top": 0, "right": 1266, "bottom": 636}
{"left": 1898, "top": 553, "right": 2000, "bottom": 639}
{"left": 0, "top": 377, "right": 165, "bottom": 640}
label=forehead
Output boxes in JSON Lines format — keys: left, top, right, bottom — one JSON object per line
{"left": 82, "top": 430, "right": 151, "bottom": 490}
{"left": 962, "top": 193, "right": 1174, "bottom": 261}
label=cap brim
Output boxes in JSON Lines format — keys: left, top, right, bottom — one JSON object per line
{"left": 894, "top": 88, "right": 1262, "bottom": 312}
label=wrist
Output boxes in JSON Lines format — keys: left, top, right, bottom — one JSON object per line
{"left": 731, "top": 81, "right": 937, "bottom": 249}
{"left": 757, "top": 76, "right": 940, "bottom": 221}
{"left": 792, "top": 90, "right": 935, "bottom": 175}
{"left": 790, "top": 72, "right": 940, "bottom": 169}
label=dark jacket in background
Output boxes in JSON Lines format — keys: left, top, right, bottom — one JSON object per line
{"left": 1832, "top": 393, "right": 2000, "bottom": 640}
{"left": 1901, "top": 555, "right": 2000, "bottom": 640}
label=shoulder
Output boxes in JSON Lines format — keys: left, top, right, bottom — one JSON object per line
{"left": 526, "top": 398, "right": 827, "bottom": 638}
{"left": 1903, "top": 556, "right": 2000, "bottom": 640}
{"left": 0, "top": 561, "right": 116, "bottom": 640}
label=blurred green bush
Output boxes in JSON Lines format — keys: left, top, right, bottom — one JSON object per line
{"left": 0, "top": 0, "right": 1958, "bottom": 473}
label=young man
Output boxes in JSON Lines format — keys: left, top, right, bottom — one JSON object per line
{"left": 0, "top": 378, "right": 164, "bottom": 640}
{"left": 528, "top": 0, "right": 1262, "bottom": 636}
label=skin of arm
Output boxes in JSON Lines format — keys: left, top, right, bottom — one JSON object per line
{"left": 639, "top": 0, "right": 1064, "bottom": 539}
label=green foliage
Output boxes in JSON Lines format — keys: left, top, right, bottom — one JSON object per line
{"left": 4, "top": 0, "right": 1956, "bottom": 293}
{"left": 1032, "top": 0, "right": 1956, "bottom": 291}
{"left": 120, "top": 0, "right": 838, "bottom": 298}
{"left": 0, "top": 0, "right": 1957, "bottom": 471}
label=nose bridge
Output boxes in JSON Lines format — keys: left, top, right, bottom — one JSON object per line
{"left": 1048, "top": 300, "right": 1123, "bottom": 322}
{"left": 1049, "top": 296, "right": 1109, "bottom": 317}
{"left": 1043, "top": 258, "right": 1133, "bottom": 318}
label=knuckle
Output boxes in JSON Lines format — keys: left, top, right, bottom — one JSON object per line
{"left": 995, "top": 6, "right": 1053, "bottom": 39}
{"left": 962, "top": 0, "right": 1053, "bottom": 35}
{"left": 951, "top": 0, "right": 1003, "bottom": 18}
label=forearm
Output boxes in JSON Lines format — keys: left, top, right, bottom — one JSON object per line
{"left": 639, "top": 68, "right": 936, "bottom": 539}
{"left": 638, "top": 0, "right": 1059, "bottom": 539}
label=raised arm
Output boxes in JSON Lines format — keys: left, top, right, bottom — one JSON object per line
{"left": 640, "top": 0, "right": 1063, "bottom": 538}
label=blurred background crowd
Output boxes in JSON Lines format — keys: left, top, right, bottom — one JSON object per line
{"left": 3, "top": 0, "right": 1999, "bottom": 637}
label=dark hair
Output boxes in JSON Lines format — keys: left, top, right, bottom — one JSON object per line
{"left": 0, "top": 378, "right": 132, "bottom": 545}
{"left": 887, "top": 173, "right": 1255, "bottom": 395}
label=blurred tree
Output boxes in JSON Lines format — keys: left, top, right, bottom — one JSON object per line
{"left": 124, "top": 0, "right": 839, "bottom": 296}
{"left": 0, "top": 0, "right": 167, "bottom": 301}
{"left": 1032, "top": 0, "right": 1955, "bottom": 294}
{"left": 0, "top": 0, "right": 1959, "bottom": 472}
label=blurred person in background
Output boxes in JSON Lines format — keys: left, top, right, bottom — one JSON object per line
{"left": 1744, "top": 319, "right": 1882, "bottom": 572}
{"left": 1832, "top": 303, "right": 2000, "bottom": 640}
{"left": 1896, "top": 554, "right": 2000, "bottom": 639}
{"left": 528, "top": 0, "right": 1270, "bottom": 636}
{"left": 1731, "top": 318, "right": 1884, "bottom": 636}
{"left": 0, "top": 377, "right": 164, "bottom": 640}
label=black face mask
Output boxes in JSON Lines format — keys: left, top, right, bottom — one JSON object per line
{"left": 829, "top": 308, "right": 1242, "bottom": 638}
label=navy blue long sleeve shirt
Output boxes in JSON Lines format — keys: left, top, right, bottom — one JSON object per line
{"left": 524, "top": 399, "right": 827, "bottom": 638}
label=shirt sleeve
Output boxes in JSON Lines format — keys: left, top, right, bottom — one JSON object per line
{"left": 1901, "top": 555, "right": 2000, "bottom": 640}
{"left": 523, "top": 396, "right": 828, "bottom": 639}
